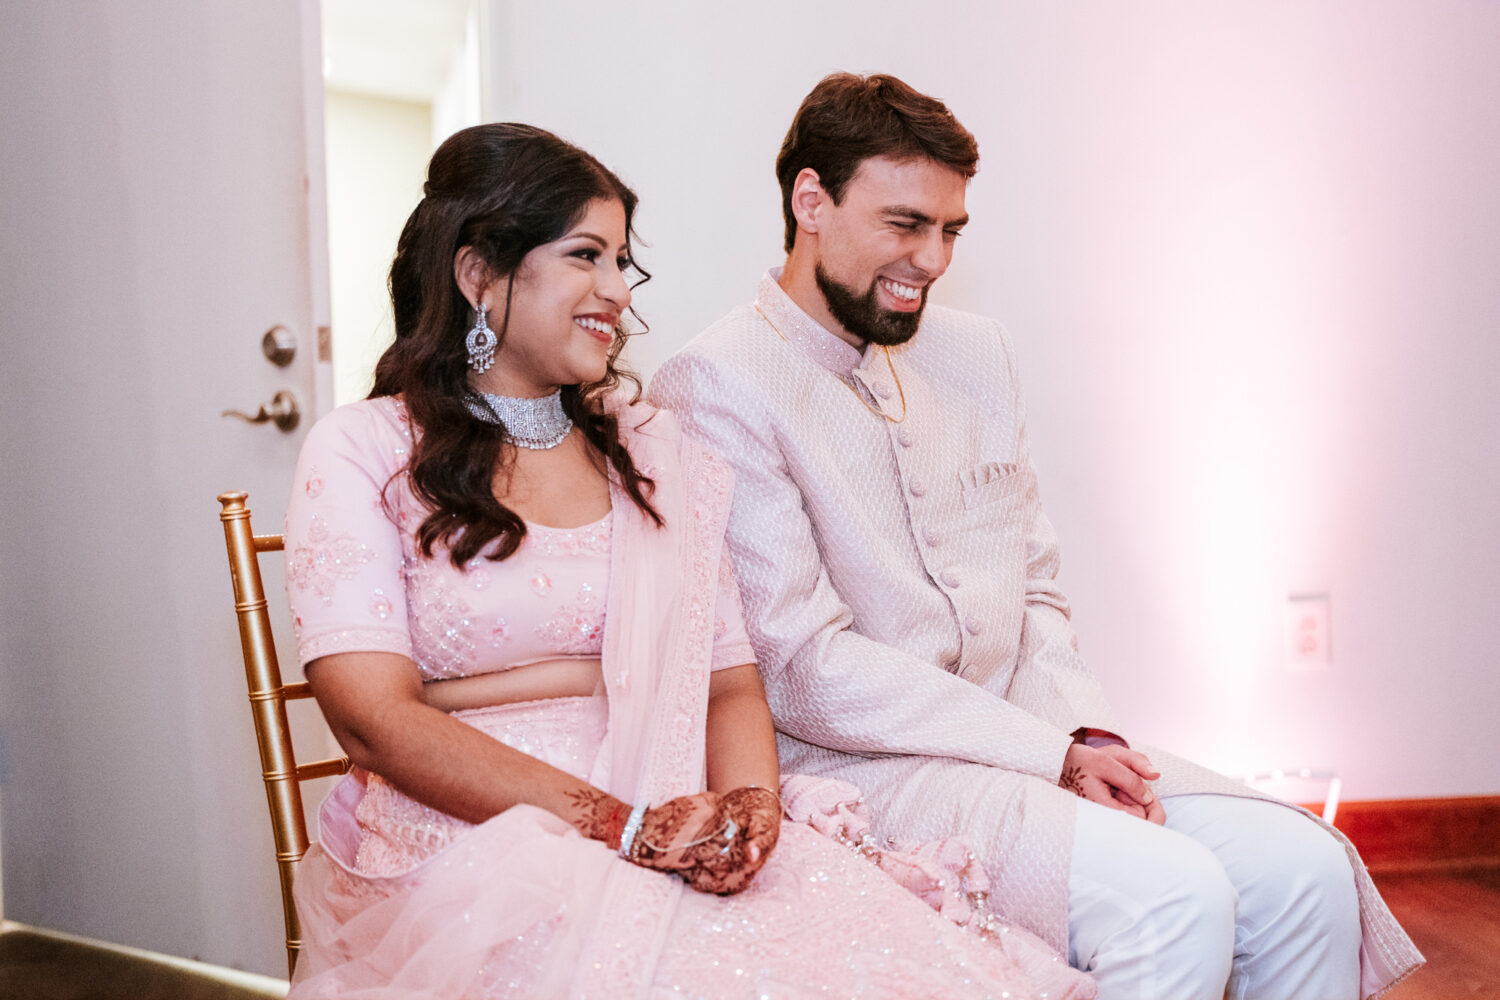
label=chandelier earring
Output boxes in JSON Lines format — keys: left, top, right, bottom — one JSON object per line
{"left": 465, "top": 300, "right": 498, "bottom": 373}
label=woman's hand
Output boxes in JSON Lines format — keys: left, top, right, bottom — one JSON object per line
{"left": 719, "top": 784, "right": 782, "bottom": 881}
{"left": 625, "top": 791, "right": 729, "bottom": 891}
{"left": 624, "top": 788, "right": 779, "bottom": 895}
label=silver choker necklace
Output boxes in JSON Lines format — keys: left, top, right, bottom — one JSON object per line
{"left": 466, "top": 388, "right": 573, "bottom": 449}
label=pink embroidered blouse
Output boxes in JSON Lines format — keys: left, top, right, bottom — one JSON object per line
{"left": 284, "top": 396, "right": 753, "bottom": 678}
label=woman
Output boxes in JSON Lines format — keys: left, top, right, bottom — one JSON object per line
{"left": 284, "top": 122, "right": 1094, "bottom": 999}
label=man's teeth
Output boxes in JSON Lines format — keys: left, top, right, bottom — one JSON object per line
{"left": 881, "top": 279, "right": 921, "bottom": 301}
{"left": 576, "top": 317, "right": 613, "bottom": 333}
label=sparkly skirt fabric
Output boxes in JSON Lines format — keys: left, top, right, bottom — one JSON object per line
{"left": 289, "top": 697, "right": 1094, "bottom": 1000}
{"left": 351, "top": 697, "right": 611, "bottom": 877}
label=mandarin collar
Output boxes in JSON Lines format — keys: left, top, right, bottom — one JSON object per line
{"left": 754, "top": 267, "right": 868, "bottom": 379}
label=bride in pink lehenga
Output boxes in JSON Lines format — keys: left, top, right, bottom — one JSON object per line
{"left": 282, "top": 122, "right": 1093, "bottom": 1000}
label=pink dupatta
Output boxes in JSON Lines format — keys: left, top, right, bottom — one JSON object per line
{"left": 564, "top": 401, "right": 732, "bottom": 994}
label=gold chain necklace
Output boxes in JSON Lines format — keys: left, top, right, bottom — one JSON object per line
{"left": 754, "top": 304, "right": 908, "bottom": 424}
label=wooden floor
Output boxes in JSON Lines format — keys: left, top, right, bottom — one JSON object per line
{"left": 3, "top": 866, "right": 1494, "bottom": 998}
{"left": 0, "top": 923, "right": 285, "bottom": 1000}
{"left": 1369, "top": 864, "right": 1500, "bottom": 999}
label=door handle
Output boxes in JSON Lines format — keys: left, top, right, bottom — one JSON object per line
{"left": 222, "top": 390, "right": 300, "bottom": 433}
{"left": 261, "top": 324, "right": 297, "bottom": 367}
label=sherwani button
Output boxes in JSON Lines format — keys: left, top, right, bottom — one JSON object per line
{"left": 941, "top": 568, "right": 960, "bottom": 588}
{"left": 897, "top": 426, "right": 914, "bottom": 447}
{"left": 872, "top": 380, "right": 893, "bottom": 399}
{"left": 908, "top": 479, "right": 926, "bottom": 497}
{"left": 923, "top": 528, "right": 941, "bottom": 547}
{"left": 965, "top": 617, "right": 982, "bottom": 635}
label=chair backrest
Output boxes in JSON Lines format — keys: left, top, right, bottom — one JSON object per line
{"left": 216, "top": 491, "right": 350, "bottom": 977}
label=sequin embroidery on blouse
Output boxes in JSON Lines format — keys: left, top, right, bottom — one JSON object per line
{"left": 534, "top": 581, "right": 605, "bottom": 655}
{"left": 389, "top": 513, "right": 614, "bottom": 679}
{"left": 489, "top": 618, "right": 511, "bottom": 647}
{"left": 524, "top": 518, "right": 611, "bottom": 557}
{"left": 519, "top": 516, "right": 612, "bottom": 657}
{"left": 405, "top": 560, "right": 479, "bottom": 678}
{"left": 286, "top": 513, "right": 376, "bottom": 606}
{"left": 528, "top": 569, "right": 552, "bottom": 596}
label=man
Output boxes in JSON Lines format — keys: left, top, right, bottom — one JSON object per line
{"left": 649, "top": 73, "right": 1421, "bottom": 999}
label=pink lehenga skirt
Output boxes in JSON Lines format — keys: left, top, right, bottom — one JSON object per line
{"left": 289, "top": 697, "right": 1094, "bottom": 1000}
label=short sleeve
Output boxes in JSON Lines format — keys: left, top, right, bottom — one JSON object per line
{"left": 284, "top": 401, "right": 413, "bottom": 670}
{"left": 710, "top": 545, "right": 754, "bottom": 671}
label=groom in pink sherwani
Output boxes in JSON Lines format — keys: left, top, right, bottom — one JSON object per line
{"left": 650, "top": 72, "right": 1421, "bottom": 999}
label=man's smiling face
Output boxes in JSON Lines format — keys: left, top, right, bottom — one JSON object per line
{"left": 810, "top": 155, "right": 969, "bottom": 347}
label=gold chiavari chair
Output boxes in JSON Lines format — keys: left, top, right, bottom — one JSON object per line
{"left": 217, "top": 491, "right": 350, "bottom": 977}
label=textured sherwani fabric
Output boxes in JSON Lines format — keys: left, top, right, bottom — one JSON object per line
{"left": 648, "top": 270, "right": 1422, "bottom": 998}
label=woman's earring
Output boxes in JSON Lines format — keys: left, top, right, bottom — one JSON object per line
{"left": 466, "top": 301, "right": 497, "bottom": 373}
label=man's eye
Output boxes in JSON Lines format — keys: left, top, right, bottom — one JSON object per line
{"left": 890, "top": 221, "right": 917, "bottom": 231}
{"left": 944, "top": 229, "right": 963, "bottom": 240}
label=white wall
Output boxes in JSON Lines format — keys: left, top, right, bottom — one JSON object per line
{"left": 431, "top": 1, "right": 484, "bottom": 146}
{"left": 0, "top": 0, "right": 319, "bottom": 974}
{"left": 485, "top": 0, "right": 1500, "bottom": 799}
{"left": 325, "top": 91, "right": 433, "bottom": 404}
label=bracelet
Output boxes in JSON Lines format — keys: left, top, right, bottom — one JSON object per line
{"left": 637, "top": 816, "right": 739, "bottom": 854}
{"left": 618, "top": 801, "right": 648, "bottom": 860}
{"left": 624, "top": 787, "right": 782, "bottom": 858}
{"left": 736, "top": 784, "right": 785, "bottom": 815}
{"left": 632, "top": 785, "right": 778, "bottom": 855}
{"left": 603, "top": 802, "right": 625, "bottom": 851}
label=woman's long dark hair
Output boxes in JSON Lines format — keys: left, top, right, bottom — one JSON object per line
{"left": 372, "top": 123, "right": 660, "bottom": 567}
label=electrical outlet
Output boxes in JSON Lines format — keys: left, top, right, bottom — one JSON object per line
{"left": 1285, "top": 593, "right": 1331, "bottom": 670}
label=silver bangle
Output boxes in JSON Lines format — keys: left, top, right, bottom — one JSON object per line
{"left": 618, "top": 801, "right": 648, "bottom": 859}
{"left": 739, "top": 784, "right": 785, "bottom": 815}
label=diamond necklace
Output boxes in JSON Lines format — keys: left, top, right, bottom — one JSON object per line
{"left": 465, "top": 388, "right": 574, "bottom": 449}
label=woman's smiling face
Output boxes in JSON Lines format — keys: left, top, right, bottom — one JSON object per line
{"left": 473, "top": 197, "right": 632, "bottom": 397}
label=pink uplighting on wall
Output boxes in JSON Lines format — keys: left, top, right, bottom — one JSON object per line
{"left": 940, "top": 4, "right": 1500, "bottom": 796}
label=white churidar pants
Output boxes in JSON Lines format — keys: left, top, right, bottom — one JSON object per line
{"left": 1068, "top": 793, "right": 1362, "bottom": 1000}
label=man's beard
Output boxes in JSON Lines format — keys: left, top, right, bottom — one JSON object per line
{"left": 814, "top": 264, "right": 925, "bottom": 347}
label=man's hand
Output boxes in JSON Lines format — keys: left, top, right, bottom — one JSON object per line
{"left": 1059, "top": 742, "right": 1164, "bottom": 824}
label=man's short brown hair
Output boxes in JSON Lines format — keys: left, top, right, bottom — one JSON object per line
{"left": 775, "top": 73, "right": 979, "bottom": 253}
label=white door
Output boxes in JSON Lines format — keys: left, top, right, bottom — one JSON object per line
{"left": 0, "top": 0, "right": 330, "bottom": 975}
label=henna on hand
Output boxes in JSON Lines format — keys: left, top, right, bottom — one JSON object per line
{"left": 674, "top": 819, "right": 762, "bottom": 895}
{"left": 694, "top": 785, "right": 782, "bottom": 895}
{"left": 561, "top": 786, "right": 629, "bottom": 847}
{"left": 628, "top": 792, "right": 725, "bottom": 868}
{"left": 670, "top": 787, "right": 782, "bottom": 896}
{"left": 1059, "top": 764, "right": 1087, "bottom": 798}
{"left": 722, "top": 786, "right": 782, "bottom": 860}
{"left": 622, "top": 790, "right": 784, "bottom": 896}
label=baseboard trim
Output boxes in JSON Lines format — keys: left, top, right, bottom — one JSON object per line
{"left": 1310, "top": 795, "right": 1500, "bottom": 872}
